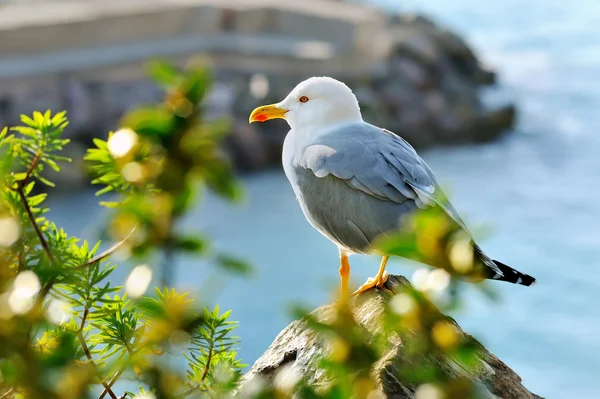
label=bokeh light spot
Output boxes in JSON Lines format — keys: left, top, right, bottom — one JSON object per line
{"left": 412, "top": 268, "right": 430, "bottom": 291}
{"left": 390, "top": 293, "right": 415, "bottom": 315}
{"left": 448, "top": 239, "right": 474, "bottom": 274}
{"left": 9, "top": 270, "right": 41, "bottom": 314}
{"left": 426, "top": 269, "right": 450, "bottom": 292}
{"left": 108, "top": 128, "right": 138, "bottom": 158}
{"left": 132, "top": 392, "right": 156, "bottom": 399}
{"left": 249, "top": 74, "right": 269, "bottom": 99}
{"left": 432, "top": 320, "right": 459, "bottom": 350}
{"left": 46, "top": 298, "right": 71, "bottom": 325}
{"left": 122, "top": 162, "right": 144, "bottom": 183}
{"left": 273, "top": 364, "right": 301, "bottom": 393}
{"left": 0, "top": 216, "right": 20, "bottom": 247}
{"left": 415, "top": 383, "right": 445, "bottom": 399}
{"left": 125, "top": 264, "right": 153, "bottom": 298}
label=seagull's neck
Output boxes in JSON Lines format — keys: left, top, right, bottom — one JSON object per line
{"left": 294, "top": 117, "right": 364, "bottom": 139}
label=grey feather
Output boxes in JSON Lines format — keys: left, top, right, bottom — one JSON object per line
{"left": 293, "top": 168, "right": 417, "bottom": 253}
{"left": 295, "top": 122, "right": 503, "bottom": 276}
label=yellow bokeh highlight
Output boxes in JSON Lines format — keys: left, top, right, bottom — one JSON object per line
{"left": 122, "top": 162, "right": 145, "bottom": 183}
{"left": 448, "top": 238, "right": 474, "bottom": 274}
{"left": 330, "top": 337, "right": 350, "bottom": 363}
{"left": 431, "top": 320, "right": 459, "bottom": 350}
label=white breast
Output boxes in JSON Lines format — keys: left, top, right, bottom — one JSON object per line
{"left": 282, "top": 127, "right": 315, "bottom": 193}
{"left": 282, "top": 128, "right": 299, "bottom": 192}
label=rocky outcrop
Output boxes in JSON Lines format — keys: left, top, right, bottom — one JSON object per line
{"left": 357, "top": 14, "right": 515, "bottom": 148}
{"left": 240, "top": 275, "right": 541, "bottom": 399}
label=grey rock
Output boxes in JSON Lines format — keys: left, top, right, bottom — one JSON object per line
{"left": 240, "top": 275, "right": 542, "bottom": 399}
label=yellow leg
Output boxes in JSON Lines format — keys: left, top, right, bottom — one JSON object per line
{"left": 339, "top": 254, "right": 350, "bottom": 301}
{"left": 353, "top": 256, "right": 389, "bottom": 295}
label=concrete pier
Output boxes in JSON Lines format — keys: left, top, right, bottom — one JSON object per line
{"left": 0, "top": 0, "right": 391, "bottom": 130}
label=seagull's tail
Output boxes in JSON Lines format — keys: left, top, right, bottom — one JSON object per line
{"left": 485, "top": 259, "right": 537, "bottom": 287}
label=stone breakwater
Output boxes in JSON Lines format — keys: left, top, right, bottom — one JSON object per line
{"left": 231, "top": 14, "right": 515, "bottom": 170}
{"left": 0, "top": 0, "right": 515, "bottom": 184}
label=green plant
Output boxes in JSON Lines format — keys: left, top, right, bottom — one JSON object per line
{"left": 0, "top": 60, "right": 246, "bottom": 399}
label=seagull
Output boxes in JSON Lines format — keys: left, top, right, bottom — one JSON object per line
{"left": 249, "top": 77, "right": 536, "bottom": 299}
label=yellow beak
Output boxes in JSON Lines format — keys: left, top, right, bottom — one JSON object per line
{"left": 249, "top": 104, "right": 288, "bottom": 123}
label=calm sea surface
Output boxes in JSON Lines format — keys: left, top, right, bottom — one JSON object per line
{"left": 47, "top": 1, "right": 600, "bottom": 397}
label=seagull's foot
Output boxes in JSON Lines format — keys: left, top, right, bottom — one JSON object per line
{"left": 353, "top": 271, "right": 389, "bottom": 295}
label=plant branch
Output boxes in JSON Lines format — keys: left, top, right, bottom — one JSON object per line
{"left": 77, "top": 330, "right": 118, "bottom": 399}
{"left": 19, "top": 181, "right": 57, "bottom": 315}
{"left": 76, "top": 305, "right": 118, "bottom": 399}
{"left": 200, "top": 331, "right": 215, "bottom": 382}
{"left": 21, "top": 151, "right": 41, "bottom": 188}
{"left": 78, "top": 306, "right": 122, "bottom": 399}
{"left": 16, "top": 186, "right": 55, "bottom": 265}
{"left": 98, "top": 368, "right": 126, "bottom": 399}
{"left": 14, "top": 145, "right": 59, "bottom": 305}
{"left": 75, "top": 225, "right": 138, "bottom": 270}
{"left": 80, "top": 307, "right": 89, "bottom": 332}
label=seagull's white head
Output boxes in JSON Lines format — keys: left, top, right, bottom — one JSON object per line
{"left": 249, "top": 77, "right": 362, "bottom": 129}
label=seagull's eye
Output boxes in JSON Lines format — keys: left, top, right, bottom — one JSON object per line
{"left": 299, "top": 96, "right": 309, "bottom": 103}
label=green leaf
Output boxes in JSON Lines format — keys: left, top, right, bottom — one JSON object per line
{"left": 174, "top": 235, "right": 207, "bottom": 254}
{"left": 180, "top": 67, "right": 211, "bottom": 104}
{"left": 215, "top": 254, "right": 252, "bottom": 276}
{"left": 121, "top": 106, "right": 175, "bottom": 138}
{"left": 37, "top": 175, "right": 55, "bottom": 187}
{"left": 42, "top": 157, "right": 60, "bottom": 172}
{"left": 13, "top": 172, "right": 27, "bottom": 181}
{"left": 51, "top": 111, "right": 67, "bottom": 125}
{"left": 33, "top": 111, "right": 44, "bottom": 125}
{"left": 12, "top": 126, "right": 38, "bottom": 138}
{"left": 204, "top": 161, "right": 244, "bottom": 203}
{"left": 92, "top": 138, "right": 108, "bottom": 149}
{"left": 95, "top": 186, "right": 114, "bottom": 196}
{"left": 147, "top": 59, "right": 180, "bottom": 87}
{"left": 20, "top": 114, "right": 36, "bottom": 126}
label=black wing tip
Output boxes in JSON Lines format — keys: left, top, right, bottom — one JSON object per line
{"left": 491, "top": 259, "right": 537, "bottom": 287}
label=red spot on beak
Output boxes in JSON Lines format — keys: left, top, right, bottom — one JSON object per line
{"left": 255, "top": 114, "right": 268, "bottom": 122}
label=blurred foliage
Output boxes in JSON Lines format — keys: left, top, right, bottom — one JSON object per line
{"left": 85, "top": 58, "right": 245, "bottom": 285}
{"left": 0, "top": 59, "right": 494, "bottom": 399}
{"left": 0, "top": 60, "right": 246, "bottom": 399}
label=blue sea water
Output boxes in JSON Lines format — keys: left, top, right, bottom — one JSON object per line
{"left": 47, "top": 1, "right": 600, "bottom": 398}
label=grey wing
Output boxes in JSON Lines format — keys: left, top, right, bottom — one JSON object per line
{"left": 299, "top": 123, "right": 502, "bottom": 274}
{"left": 301, "top": 123, "right": 467, "bottom": 228}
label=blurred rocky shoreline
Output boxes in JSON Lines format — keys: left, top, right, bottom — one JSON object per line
{"left": 0, "top": 1, "right": 516, "bottom": 187}
{"left": 229, "top": 14, "right": 515, "bottom": 171}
